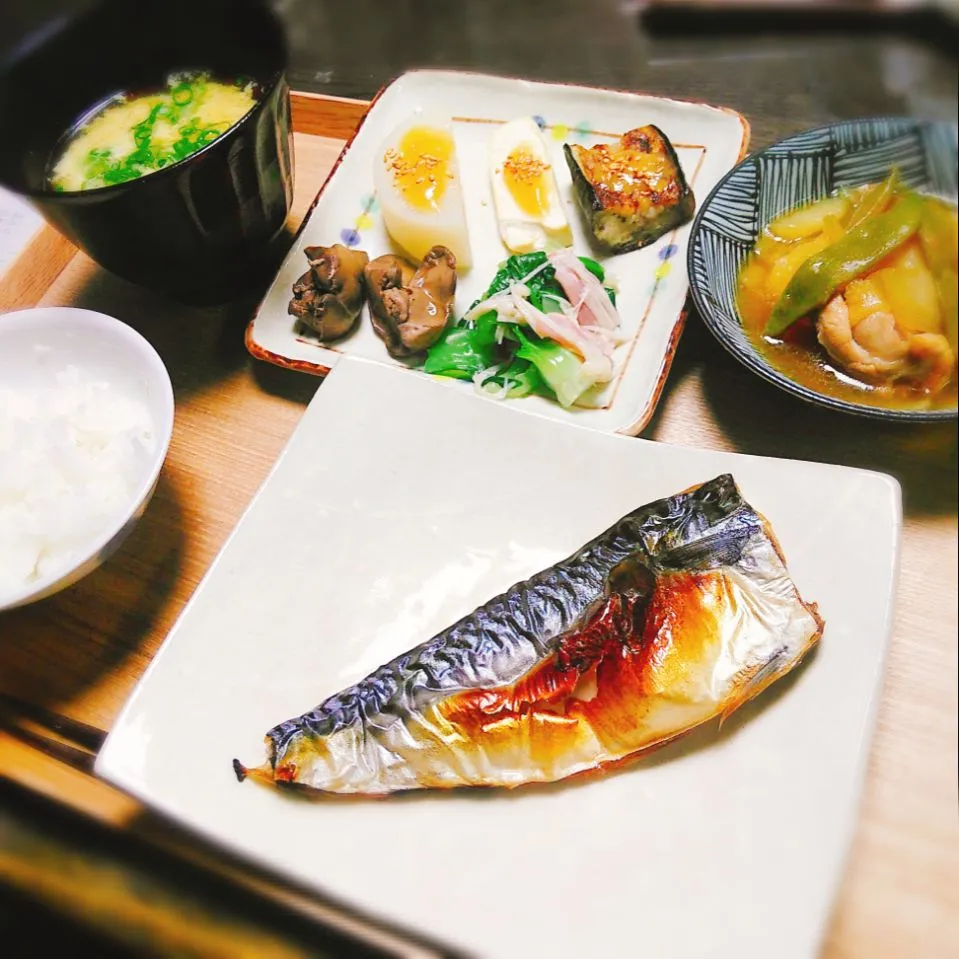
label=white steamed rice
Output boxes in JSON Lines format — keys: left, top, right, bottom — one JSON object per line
{"left": 0, "top": 364, "right": 156, "bottom": 597}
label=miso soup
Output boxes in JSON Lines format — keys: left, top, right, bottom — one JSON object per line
{"left": 49, "top": 72, "right": 257, "bottom": 192}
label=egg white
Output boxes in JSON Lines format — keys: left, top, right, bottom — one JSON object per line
{"left": 489, "top": 117, "right": 572, "bottom": 254}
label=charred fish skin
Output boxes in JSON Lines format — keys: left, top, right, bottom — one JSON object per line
{"left": 240, "top": 475, "right": 823, "bottom": 795}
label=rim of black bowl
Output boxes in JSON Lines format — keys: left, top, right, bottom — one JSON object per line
{"left": 18, "top": 67, "right": 287, "bottom": 202}
{"left": 686, "top": 115, "right": 958, "bottom": 424}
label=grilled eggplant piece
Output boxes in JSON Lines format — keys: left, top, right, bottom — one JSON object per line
{"left": 564, "top": 125, "right": 695, "bottom": 253}
{"left": 236, "top": 474, "right": 823, "bottom": 796}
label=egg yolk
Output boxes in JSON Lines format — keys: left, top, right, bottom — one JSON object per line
{"left": 383, "top": 126, "right": 454, "bottom": 213}
{"left": 502, "top": 147, "right": 551, "bottom": 217}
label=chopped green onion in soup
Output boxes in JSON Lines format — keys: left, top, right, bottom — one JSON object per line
{"left": 49, "top": 71, "right": 256, "bottom": 192}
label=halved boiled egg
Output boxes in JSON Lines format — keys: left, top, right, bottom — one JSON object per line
{"left": 373, "top": 115, "right": 472, "bottom": 268}
{"left": 490, "top": 117, "right": 572, "bottom": 254}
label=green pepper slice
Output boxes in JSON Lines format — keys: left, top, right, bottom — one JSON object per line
{"left": 765, "top": 191, "right": 925, "bottom": 337}
{"left": 845, "top": 169, "right": 898, "bottom": 231}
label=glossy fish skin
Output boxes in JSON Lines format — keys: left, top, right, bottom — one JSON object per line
{"left": 237, "top": 475, "right": 823, "bottom": 795}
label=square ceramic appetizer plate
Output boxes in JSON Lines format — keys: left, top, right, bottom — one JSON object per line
{"left": 247, "top": 69, "right": 749, "bottom": 434}
{"left": 98, "top": 357, "right": 900, "bottom": 959}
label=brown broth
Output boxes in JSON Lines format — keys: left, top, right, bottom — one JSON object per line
{"left": 738, "top": 290, "right": 958, "bottom": 411}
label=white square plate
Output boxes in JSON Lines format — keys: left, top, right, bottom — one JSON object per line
{"left": 247, "top": 69, "right": 749, "bottom": 434}
{"left": 98, "top": 357, "right": 900, "bottom": 959}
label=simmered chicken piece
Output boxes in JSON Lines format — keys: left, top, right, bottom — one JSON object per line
{"left": 818, "top": 288, "right": 954, "bottom": 392}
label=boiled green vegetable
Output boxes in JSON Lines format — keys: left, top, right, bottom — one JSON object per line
{"left": 422, "top": 312, "right": 499, "bottom": 381}
{"left": 480, "top": 251, "right": 612, "bottom": 307}
{"left": 845, "top": 169, "right": 898, "bottom": 231}
{"left": 514, "top": 329, "right": 597, "bottom": 408}
{"left": 765, "top": 191, "right": 925, "bottom": 337}
{"left": 424, "top": 252, "right": 616, "bottom": 406}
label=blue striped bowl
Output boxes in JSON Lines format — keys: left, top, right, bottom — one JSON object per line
{"left": 687, "top": 117, "right": 958, "bottom": 422}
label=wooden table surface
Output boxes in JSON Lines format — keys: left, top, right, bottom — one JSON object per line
{"left": 0, "top": 3, "right": 957, "bottom": 957}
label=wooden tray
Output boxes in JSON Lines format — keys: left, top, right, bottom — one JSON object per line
{"left": 1, "top": 90, "right": 957, "bottom": 959}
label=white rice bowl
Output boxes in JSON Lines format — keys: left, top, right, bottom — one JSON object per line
{"left": 0, "top": 307, "right": 174, "bottom": 611}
